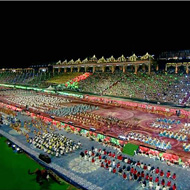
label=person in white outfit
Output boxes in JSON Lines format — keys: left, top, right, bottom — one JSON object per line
{"left": 155, "top": 183, "right": 161, "bottom": 190}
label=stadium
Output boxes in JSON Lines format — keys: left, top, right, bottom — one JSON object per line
{"left": 1, "top": 50, "right": 190, "bottom": 190}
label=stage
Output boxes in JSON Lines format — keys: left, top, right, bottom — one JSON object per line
{"left": 1, "top": 113, "right": 190, "bottom": 190}
{"left": 1, "top": 88, "right": 190, "bottom": 189}
{"left": 1, "top": 91, "right": 190, "bottom": 163}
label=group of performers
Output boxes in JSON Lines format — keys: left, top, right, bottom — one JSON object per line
{"left": 127, "top": 132, "right": 172, "bottom": 150}
{"left": 156, "top": 118, "right": 181, "bottom": 125}
{"left": 183, "top": 143, "right": 190, "bottom": 152}
{"left": 159, "top": 131, "right": 188, "bottom": 141}
{"left": 48, "top": 104, "right": 99, "bottom": 117}
{"left": 28, "top": 132, "right": 81, "bottom": 157}
{"left": 80, "top": 146, "right": 177, "bottom": 190}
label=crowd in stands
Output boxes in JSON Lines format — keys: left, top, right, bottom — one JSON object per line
{"left": 159, "top": 131, "right": 188, "bottom": 141}
{"left": 48, "top": 104, "right": 99, "bottom": 117}
{"left": 78, "top": 72, "right": 122, "bottom": 94}
{"left": 104, "top": 73, "right": 190, "bottom": 106}
{"left": 126, "top": 132, "right": 172, "bottom": 150}
{"left": 0, "top": 71, "right": 52, "bottom": 87}
{"left": 28, "top": 132, "right": 81, "bottom": 157}
{"left": 2, "top": 70, "right": 190, "bottom": 106}
{"left": 80, "top": 146, "right": 177, "bottom": 190}
{"left": 78, "top": 72, "right": 190, "bottom": 106}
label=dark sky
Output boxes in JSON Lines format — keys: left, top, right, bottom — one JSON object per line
{"left": 0, "top": 2, "right": 190, "bottom": 68}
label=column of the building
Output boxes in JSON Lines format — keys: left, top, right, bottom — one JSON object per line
{"left": 156, "top": 64, "right": 159, "bottom": 71}
{"left": 134, "top": 65, "right": 138, "bottom": 75}
{"left": 93, "top": 66, "right": 96, "bottom": 73}
{"left": 142, "top": 64, "right": 146, "bottom": 71}
{"left": 71, "top": 67, "right": 73, "bottom": 73}
{"left": 64, "top": 67, "right": 67, "bottom": 73}
{"left": 102, "top": 66, "right": 105, "bottom": 73}
{"left": 165, "top": 64, "right": 167, "bottom": 72}
{"left": 175, "top": 64, "right": 178, "bottom": 74}
{"left": 58, "top": 68, "right": 61, "bottom": 74}
{"left": 77, "top": 66, "right": 80, "bottom": 72}
{"left": 111, "top": 66, "right": 115, "bottom": 73}
{"left": 186, "top": 64, "right": 189, "bottom": 74}
{"left": 148, "top": 63, "right": 151, "bottom": 74}
{"left": 85, "top": 66, "right": 88, "bottom": 72}
{"left": 123, "top": 65, "right": 126, "bottom": 73}
{"left": 53, "top": 68, "right": 55, "bottom": 76}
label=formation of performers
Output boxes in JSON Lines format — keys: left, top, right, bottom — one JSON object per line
{"left": 48, "top": 104, "right": 99, "bottom": 117}
{"left": 151, "top": 122, "right": 172, "bottom": 130}
{"left": 0, "top": 106, "right": 17, "bottom": 117}
{"left": 28, "top": 132, "right": 82, "bottom": 157}
{"left": 159, "top": 131, "right": 188, "bottom": 141}
{"left": 65, "top": 112, "right": 134, "bottom": 135}
{"left": 80, "top": 147, "right": 177, "bottom": 190}
{"left": 3, "top": 90, "right": 70, "bottom": 111}
{"left": 156, "top": 118, "right": 181, "bottom": 125}
{"left": 151, "top": 118, "right": 181, "bottom": 130}
{"left": 179, "top": 123, "right": 190, "bottom": 135}
{"left": 126, "top": 132, "right": 172, "bottom": 150}
{"left": 183, "top": 143, "right": 190, "bottom": 152}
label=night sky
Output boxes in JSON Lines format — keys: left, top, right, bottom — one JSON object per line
{"left": 0, "top": 2, "right": 190, "bottom": 68}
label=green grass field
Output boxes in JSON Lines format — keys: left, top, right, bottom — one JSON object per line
{"left": 0, "top": 136, "right": 78, "bottom": 190}
{"left": 122, "top": 143, "right": 139, "bottom": 156}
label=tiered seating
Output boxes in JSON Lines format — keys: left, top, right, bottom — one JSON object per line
{"left": 78, "top": 72, "right": 123, "bottom": 94}
{"left": 0, "top": 72, "right": 17, "bottom": 83}
{"left": 78, "top": 72, "right": 190, "bottom": 105}
{"left": 26, "top": 72, "right": 52, "bottom": 87}
{"left": 104, "top": 73, "right": 190, "bottom": 105}
{"left": 46, "top": 72, "right": 83, "bottom": 85}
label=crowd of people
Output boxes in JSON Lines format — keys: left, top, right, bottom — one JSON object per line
{"left": 151, "top": 118, "right": 181, "bottom": 130}
{"left": 2, "top": 70, "right": 190, "bottom": 106}
{"left": 151, "top": 122, "right": 173, "bottom": 130}
{"left": 0, "top": 106, "right": 17, "bottom": 117}
{"left": 126, "top": 132, "right": 172, "bottom": 150}
{"left": 48, "top": 104, "right": 99, "bottom": 117}
{"left": 80, "top": 146, "right": 177, "bottom": 190}
{"left": 78, "top": 72, "right": 122, "bottom": 94}
{"left": 64, "top": 111, "right": 133, "bottom": 135}
{"left": 155, "top": 118, "right": 181, "bottom": 125}
{"left": 179, "top": 123, "right": 190, "bottom": 134}
{"left": 159, "top": 131, "right": 188, "bottom": 141}
{"left": 0, "top": 70, "right": 52, "bottom": 87}
{"left": 28, "top": 132, "right": 81, "bottom": 157}
{"left": 77, "top": 72, "right": 190, "bottom": 106}
{"left": 182, "top": 143, "right": 190, "bottom": 152}
{"left": 0, "top": 89, "right": 71, "bottom": 112}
